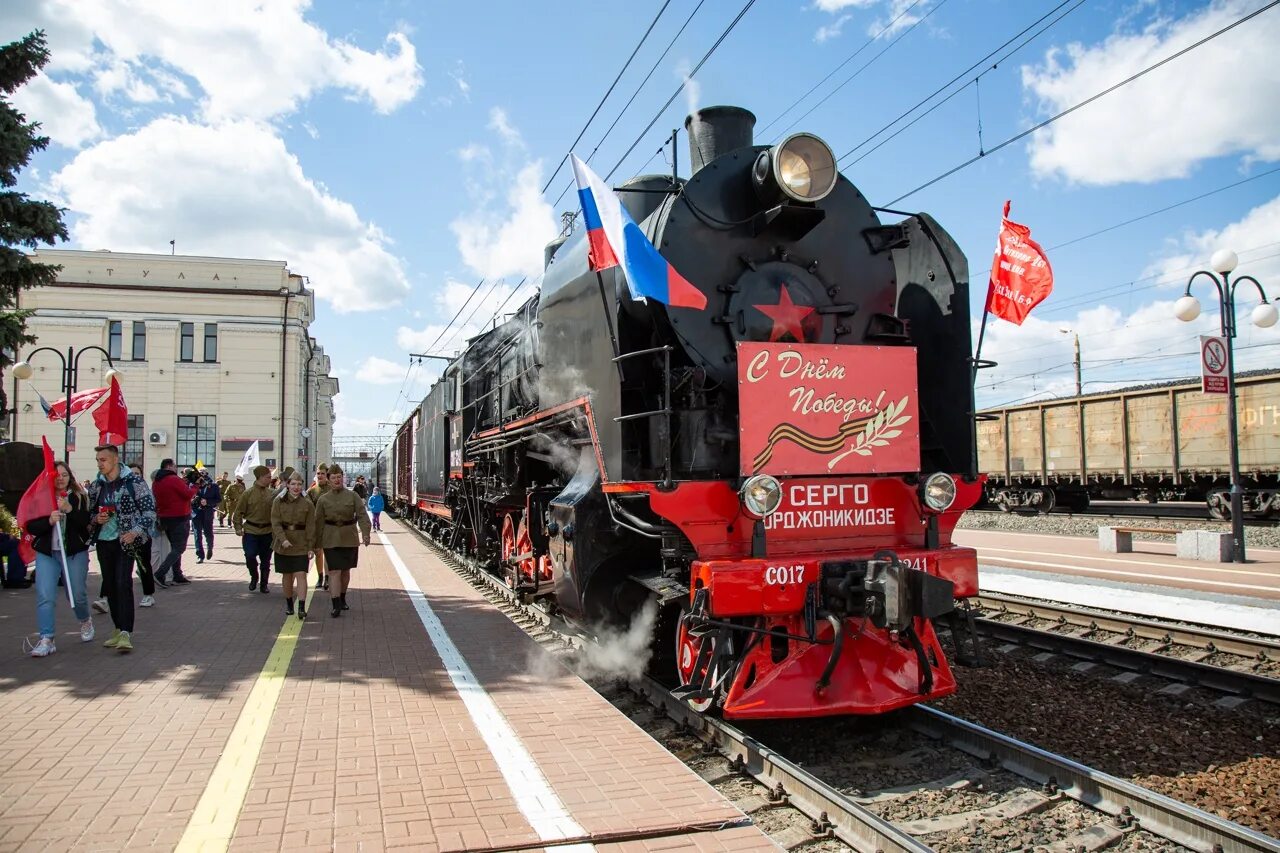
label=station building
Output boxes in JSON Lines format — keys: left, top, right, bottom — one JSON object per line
{"left": 9, "top": 249, "right": 339, "bottom": 481}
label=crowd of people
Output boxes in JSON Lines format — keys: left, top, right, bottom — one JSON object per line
{"left": 23, "top": 446, "right": 378, "bottom": 658}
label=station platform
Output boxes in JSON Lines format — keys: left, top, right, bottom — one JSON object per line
{"left": 0, "top": 521, "right": 776, "bottom": 853}
{"left": 954, "top": 529, "right": 1280, "bottom": 636}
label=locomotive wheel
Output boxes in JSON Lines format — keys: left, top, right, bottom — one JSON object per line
{"left": 500, "top": 514, "right": 519, "bottom": 588}
{"left": 515, "top": 515, "right": 551, "bottom": 585}
{"left": 675, "top": 609, "right": 733, "bottom": 714}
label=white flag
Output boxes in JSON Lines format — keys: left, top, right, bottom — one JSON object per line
{"left": 234, "top": 440, "right": 260, "bottom": 481}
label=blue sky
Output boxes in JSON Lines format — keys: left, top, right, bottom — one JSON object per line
{"left": 4, "top": 0, "right": 1278, "bottom": 439}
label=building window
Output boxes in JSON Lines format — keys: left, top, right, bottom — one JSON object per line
{"left": 125, "top": 414, "right": 145, "bottom": 471}
{"left": 108, "top": 321, "right": 122, "bottom": 360}
{"left": 132, "top": 321, "right": 146, "bottom": 361}
{"left": 180, "top": 323, "right": 194, "bottom": 362}
{"left": 176, "top": 414, "right": 215, "bottom": 467}
{"left": 203, "top": 323, "right": 218, "bottom": 362}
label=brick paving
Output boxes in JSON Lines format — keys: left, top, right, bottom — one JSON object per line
{"left": 0, "top": 519, "right": 777, "bottom": 852}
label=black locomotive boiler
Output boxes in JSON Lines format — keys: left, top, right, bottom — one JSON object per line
{"left": 391, "top": 106, "right": 984, "bottom": 719}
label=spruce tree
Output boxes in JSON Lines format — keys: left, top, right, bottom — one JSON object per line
{"left": 0, "top": 30, "right": 68, "bottom": 434}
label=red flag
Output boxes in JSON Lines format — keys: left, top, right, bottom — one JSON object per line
{"left": 17, "top": 438, "right": 59, "bottom": 562}
{"left": 93, "top": 376, "right": 128, "bottom": 446}
{"left": 985, "top": 201, "right": 1054, "bottom": 326}
{"left": 46, "top": 385, "right": 109, "bottom": 422}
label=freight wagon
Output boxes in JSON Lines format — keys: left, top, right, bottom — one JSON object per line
{"left": 977, "top": 370, "right": 1280, "bottom": 518}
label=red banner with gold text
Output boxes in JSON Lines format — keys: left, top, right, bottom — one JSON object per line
{"left": 985, "top": 200, "right": 1053, "bottom": 325}
{"left": 738, "top": 343, "right": 920, "bottom": 476}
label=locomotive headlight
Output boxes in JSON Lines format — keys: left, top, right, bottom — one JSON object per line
{"left": 771, "top": 134, "right": 838, "bottom": 203}
{"left": 922, "top": 473, "right": 957, "bottom": 513}
{"left": 740, "top": 475, "right": 783, "bottom": 518}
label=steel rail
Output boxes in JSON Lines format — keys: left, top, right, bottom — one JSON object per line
{"left": 972, "top": 595, "right": 1280, "bottom": 705}
{"left": 406, "top": 520, "right": 1280, "bottom": 852}
{"left": 906, "top": 706, "right": 1280, "bottom": 853}
{"left": 967, "top": 508, "right": 1279, "bottom": 527}
{"left": 974, "top": 592, "right": 1280, "bottom": 659}
{"left": 409, "top": 527, "right": 928, "bottom": 852}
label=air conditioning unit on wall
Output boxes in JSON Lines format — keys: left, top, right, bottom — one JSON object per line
{"left": 148, "top": 430, "right": 168, "bottom": 444}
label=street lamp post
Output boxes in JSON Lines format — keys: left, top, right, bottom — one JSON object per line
{"left": 12, "top": 346, "right": 119, "bottom": 464}
{"left": 1174, "top": 248, "right": 1277, "bottom": 563}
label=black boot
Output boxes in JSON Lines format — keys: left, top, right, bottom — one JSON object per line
{"left": 297, "top": 601, "right": 307, "bottom": 620}
{"left": 285, "top": 598, "right": 295, "bottom": 615}
{"left": 330, "top": 599, "right": 342, "bottom": 618}
{"left": 248, "top": 573, "right": 257, "bottom": 592}
{"left": 340, "top": 593, "right": 350, "bottom": 611}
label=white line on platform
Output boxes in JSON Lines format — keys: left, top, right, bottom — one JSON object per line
{"left": 977, "top": 555, "right": 1279, "bottom": 593}
{"left": 379, "top": 530, "right": 596, "bottom": 852}
{"left": 973, "top": 546, "right": 1280, "bottom": 579}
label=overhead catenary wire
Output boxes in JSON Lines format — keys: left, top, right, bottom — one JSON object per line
{"left": 840, "top": 0, "right": 1086, "bottom": 165}
{"left": 540, "top": 0, "right": 675, "bottom": 195}
{"left": 755, "top": 0, "right": 930, "bottom": 138}
{"left": 603, "top": 0, "right": 762, "bottom": 182}
{"left": 885, "top": 0, "right": 1280, "bottom": 205}
{"left": 551, "top": 0, "right": 710, "bottom": 208}
{"left": 1047, "top": 165, "right": 1280, "bottom": 250}
{"left": 770, "top": 0, "right": 953, "bottom": 143}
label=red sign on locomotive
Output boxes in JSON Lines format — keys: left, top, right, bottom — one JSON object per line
{"left": 737, "top": 342, "right": 921, "bottom": 476}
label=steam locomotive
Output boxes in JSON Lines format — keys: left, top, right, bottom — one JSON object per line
{"left": 387, "top": 106, "right": 983, "bottom": 719}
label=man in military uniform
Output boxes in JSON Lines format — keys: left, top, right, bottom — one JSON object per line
{"left": 215, "top": 471, "right": 231, "bottom": 527}
{"left": 313, "top": 464, "right": 371, "bottom": 618}
{"left": 223, "top": 474, "right": 246, "bottom": 528}
{"left": 306, "top": 466, "right": 331, "bottom": 590}
{"left": 230, "top": 465, "right": 276, "bottom": 593}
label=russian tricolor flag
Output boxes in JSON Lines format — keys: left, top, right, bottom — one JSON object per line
{"left": 571, "top": 154, "right": 706, "bottom": 311}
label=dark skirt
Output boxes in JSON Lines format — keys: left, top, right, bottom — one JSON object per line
{"left": 324, "top": 546, "right": 359, "bottom": 572}
{"left": 275, "top": 553, "right": 310, "bottom": 574}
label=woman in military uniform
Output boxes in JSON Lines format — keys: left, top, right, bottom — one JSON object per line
{"left": 312, "top": 465, "right": 371, "bottom": 618}
{"left": 272, "top": 470, "right": 316, "bottom": 619}
{"left": 306, "top": 466, "right": 330, "bottom": 590}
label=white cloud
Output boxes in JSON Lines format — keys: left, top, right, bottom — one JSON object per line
{"left": 10, "top": 73, "right": 102, "bottom": 148}
{"left": 331, "top": 393, "right": 384, "bottom": 434}
{"left": 49, "top": 117, "right": 411, "bottom": 312}
{"left": 3, "top": 0, "right": 423, "bottom": 122}
{"left": 396, "top": 278, "right": 528, "bottom": 355}
{"left": 813, "top": 0, "right": 876, "bottom": 11}
{"left": 1022, "top": 0, "right": 1280, "bottom": 185}
{"left": 356, "top": 355, "right": 408, "bottom": 385}
{"left": 451, "top": 162, "right": 556, "bottom": 282}
{"left": 1145, "top": 194, "right": 1280, "bottom": 288}
{"left": 815, "top": 15, "right": 852, "bottom": 43}
{"left": 487, "top": 107, "right": 523, "bottom": 147}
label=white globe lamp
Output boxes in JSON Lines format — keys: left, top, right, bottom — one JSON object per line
{"left": 1173, "top": 295, "right": 1201, "bottom": 323}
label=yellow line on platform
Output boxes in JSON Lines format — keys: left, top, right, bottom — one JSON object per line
{"left": 176, "top": 587, "right": 315, "bottom": 853}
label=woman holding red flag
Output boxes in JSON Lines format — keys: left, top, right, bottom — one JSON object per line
{"left": 26, "top": 462, "right": 94, "bottom": 657}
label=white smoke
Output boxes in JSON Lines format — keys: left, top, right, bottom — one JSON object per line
{"left": 530, "top": 432, "right": 582, "bottom": 476}
{"left": 679, "top": 62, "right": 702, "bottom": 122}
{"left": 536, "top": 364, "right": 595, "bottom": 401}
{"left": 575, "top": 599, "right": 659, "bottom": 683}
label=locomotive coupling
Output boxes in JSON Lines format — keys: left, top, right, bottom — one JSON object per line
{"left": 820, "top": 551, "right": 955, "bottom": 633}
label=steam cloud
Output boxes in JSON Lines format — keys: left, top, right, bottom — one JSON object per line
{"left": 575, "top": 599, "right": 659, "bottom": 683}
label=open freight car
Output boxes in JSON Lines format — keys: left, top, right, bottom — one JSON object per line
{"left": 977, "top": 369, "right": 1280, "bottom": 517}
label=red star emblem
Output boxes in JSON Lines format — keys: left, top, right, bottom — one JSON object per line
{"left": 753, "top": 284, "right": 815, "bottom": 342}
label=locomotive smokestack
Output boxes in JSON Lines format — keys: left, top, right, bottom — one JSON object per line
{"left": 685, "top": 105, "right": 756, "bottom": 175}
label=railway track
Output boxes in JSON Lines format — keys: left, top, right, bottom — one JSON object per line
{"left": 401, "top": 519, "right": 1280, "bottom": 853}
{"left": 970, "top": 592, "right": 1280, "bottom": 705}
{"left": 969, "top": 508, "right": 1279, "bottom": 527}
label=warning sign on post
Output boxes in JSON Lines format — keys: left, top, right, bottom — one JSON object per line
{"left": 1200, "top": 335, "right": 1228, "bottom": 394}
